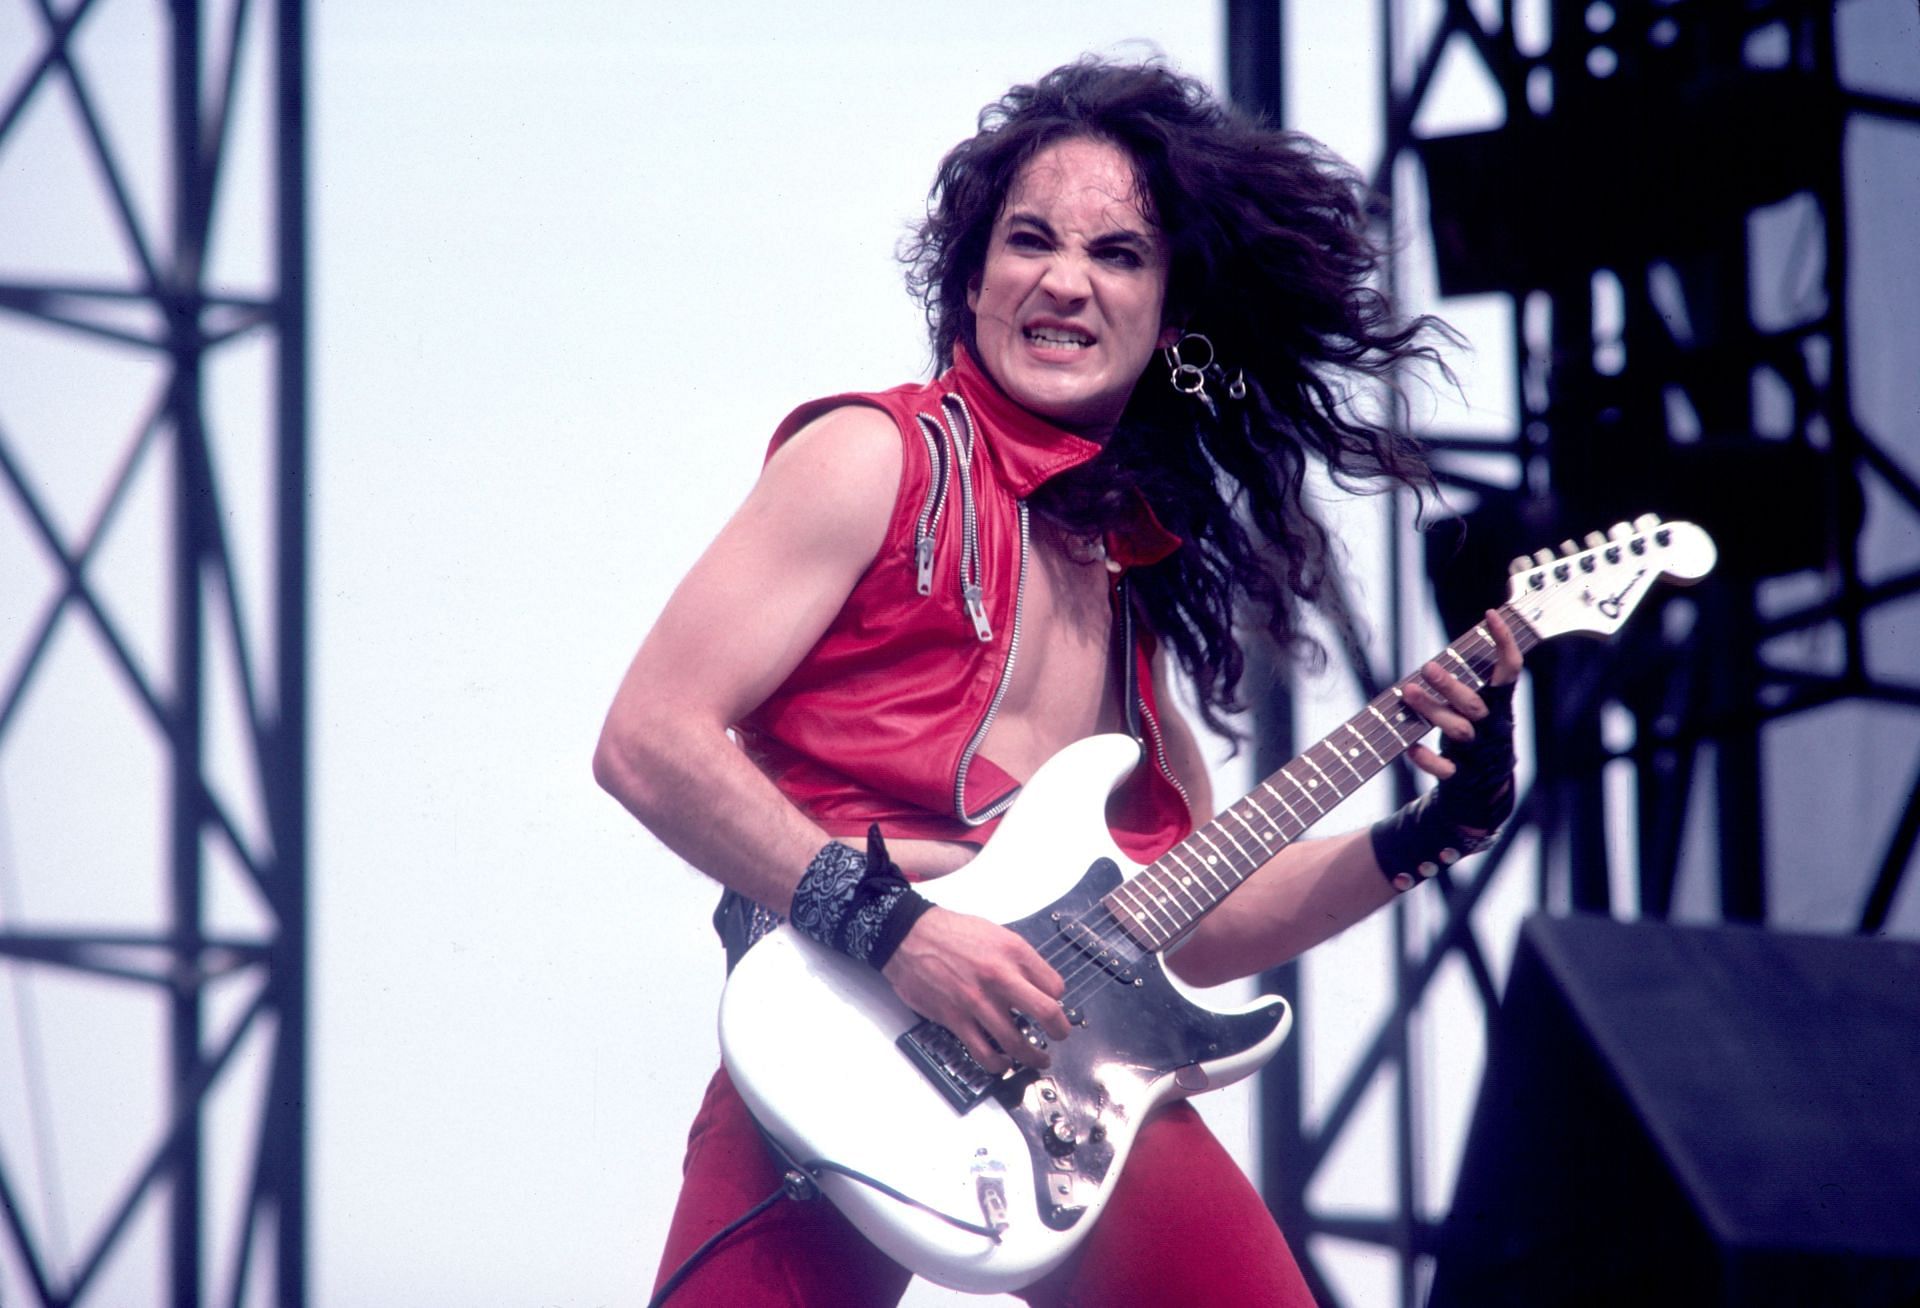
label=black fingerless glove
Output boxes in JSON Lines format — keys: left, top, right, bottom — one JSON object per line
{"left": 1371, "top": 681, "right": 1516, "bottom": 891}
{"left": 788, "top": 825, "right": 934, "bottom": 969}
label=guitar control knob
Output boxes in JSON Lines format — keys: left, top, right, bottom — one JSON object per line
{"left": 1046, "top": 1116, "right": 1079, "bottom": 1155}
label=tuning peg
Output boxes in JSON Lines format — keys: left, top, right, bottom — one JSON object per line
{"left": 1634, "top": 513, "right": 1660, "bottom": 531}
{"left": 1608, "top": 522, "right": 1632, "bottom": 541}
{"left": 1560, "top": 539, "right": 1579, "bottom": 556}
{"left": 1509, "top": 556, "right": 1533, "bottom": 576}
{"left": 1534, "top": 548, "right": 1556, "bottom": 567}
{"left": 1585, "top": 531, "right": 1607, "bottom": 549}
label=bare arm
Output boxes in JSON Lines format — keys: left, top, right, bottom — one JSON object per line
{"left": 593, "top": 406, "right": 1069, "bottom": 1070}
{"left": 1163, "top": 611, "right": 1525, "bottom": 988}
{"left": 593, "top": 406, "right": 898, "bottom": 908}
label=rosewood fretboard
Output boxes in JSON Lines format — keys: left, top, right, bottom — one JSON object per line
{"left": 1106, "top": 606, "right": 1542, "bottom": 951}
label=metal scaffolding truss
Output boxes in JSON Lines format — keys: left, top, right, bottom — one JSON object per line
{"left": 1230, "top": 2, "right": 1920, "bottom": 1305}
{"left": 0, "top": 1, "right": 307, "bottom": 1305}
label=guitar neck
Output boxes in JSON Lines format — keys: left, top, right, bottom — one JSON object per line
{"left": 1105, "top": 604, "right": 1542, "bottom": 952}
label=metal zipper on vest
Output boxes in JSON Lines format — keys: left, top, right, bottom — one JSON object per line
{"left": 1120, "top": 580, "right": 1193, "bottom": 810}
{"left": 953, "top": 500, "right": 1030, "bottom": 826}
{"left": 911, "top": 413, "right": 951, "bottom": 596}
{"left": 944, "top": 394, "right": 994, "bottom": 642}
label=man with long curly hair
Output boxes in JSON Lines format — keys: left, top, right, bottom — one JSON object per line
{"left": 596, "top": 58, "right": 1523, "bottom": 1306}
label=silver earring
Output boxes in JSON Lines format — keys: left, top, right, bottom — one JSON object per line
{"left": 1164, "top": 332, "right": 1247, "bottom": 410}
{"left": 1165, "top": 332, "right": 1215, "bottom": 402}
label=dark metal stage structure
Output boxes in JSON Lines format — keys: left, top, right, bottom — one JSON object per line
{"left": 0, "top": 1, "right": 308, "bottom": 1305}
{"left": 1227, "top": 1, "right": 1920, "bottom": 1304}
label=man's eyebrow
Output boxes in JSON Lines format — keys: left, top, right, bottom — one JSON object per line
{"left": 1002, "top": 210, "right": 1057, "bottom": 236}
{"left": 1002, "top": 210, "right": 1157, "bottom": 246}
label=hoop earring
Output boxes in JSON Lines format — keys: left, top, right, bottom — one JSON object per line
{"left": 1164, "top": 332, "right": 1215, "bottom": 403}
{"left": 1164, "top": 331, "right": 1248, "bottom": 411}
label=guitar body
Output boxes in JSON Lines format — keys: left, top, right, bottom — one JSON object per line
{"left": 718, "top": 734, "right": 1292, "bottom": 1293}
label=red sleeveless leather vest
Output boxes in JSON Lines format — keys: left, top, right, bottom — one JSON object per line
{"left": 733, "top": 347, "right": 1192, "bottom": 862}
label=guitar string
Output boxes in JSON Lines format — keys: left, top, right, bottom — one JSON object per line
{"left": 1031, "top": 630, "right": 1498, "bottom": 1002}
{"left": 1058, "top": 626, "right": 1497, "bottom": 958}
{"left": 929, "top": 529, "right": 1673, "bottom": 1087}
{"left": 1019, "top": 603, "right": 1550, "bottom": 1020}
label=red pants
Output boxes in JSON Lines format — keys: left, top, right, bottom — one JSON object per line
{"left": 652, "top": 1067, "right": 1315, "bottom": 1307}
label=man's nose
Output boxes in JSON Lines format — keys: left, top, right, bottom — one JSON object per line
{"left": 1038, "top": 253, "right": 1092, "bottom": 302}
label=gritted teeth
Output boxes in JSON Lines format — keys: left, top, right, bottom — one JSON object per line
{"left": 1024, "top": 325, "right": 1094, "bottom": 349}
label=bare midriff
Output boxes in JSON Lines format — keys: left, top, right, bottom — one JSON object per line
{"left": 891, "top": 523, "right": 1122, "bottom": 885}
{"left": 887, "top": 837, "right": 985, "bottom": 882}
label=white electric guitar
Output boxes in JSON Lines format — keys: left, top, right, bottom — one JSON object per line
{"left": 719, "top": 515, "right": 1716, "bottom": 1293}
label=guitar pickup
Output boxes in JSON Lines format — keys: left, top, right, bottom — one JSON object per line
{"left": 1058, "top": 918, "right": 1137, "bottom": 984}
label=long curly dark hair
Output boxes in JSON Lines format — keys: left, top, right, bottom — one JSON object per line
{"left": 902, "top": 58, "right": 1454, "bottom": 736}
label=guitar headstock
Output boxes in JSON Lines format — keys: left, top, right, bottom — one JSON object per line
{"left": 1505, "top": 515, "right": 1717, "bottom": 641}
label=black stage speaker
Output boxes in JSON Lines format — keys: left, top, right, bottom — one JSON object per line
{"left": 1431, "top": 914, "right": 1920, "bottom": 1308}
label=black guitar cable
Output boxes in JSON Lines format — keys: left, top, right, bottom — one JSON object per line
{"left": 646, "top": 1155, "right": 1004, "bottom": 1306}
{"left": 800, "top": 1157, "right": 1003, "bottom": 1240}
{"left": 645, "top": 1169, "right": 813, "bottom": 1308}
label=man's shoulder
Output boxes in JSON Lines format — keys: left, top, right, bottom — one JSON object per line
{"left": 773, "top": 401, "right": 906, "bottom": 469}
{"left": 767, "top": 371, "right": 953, "bottom": 454}
{"left": 759, "top": 375, "right": 957, "bottom": 531}
{"left": 756, "top": 403, "right": 913, "bottom": 540}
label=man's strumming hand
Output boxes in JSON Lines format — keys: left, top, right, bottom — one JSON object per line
{"left": 881, "top": 906, "right": 1073, "bottom": 1074}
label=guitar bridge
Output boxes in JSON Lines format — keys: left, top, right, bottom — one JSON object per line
{"left": 898, "top": 1019, "right": 998, "bottom": 1112}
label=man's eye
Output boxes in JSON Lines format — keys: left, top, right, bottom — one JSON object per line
{"left": 1007, "top": 231, "right": 1049, "bottom": 250}
{"left": 1098, "top": 247, "right": 1143, "bottom": 267}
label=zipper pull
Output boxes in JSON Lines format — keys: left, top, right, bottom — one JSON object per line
{"left": 963, "top": 583, "right": 993, "bottom": 642}
{"left": 915, "top": 534, "right": 936, "bottom": 596}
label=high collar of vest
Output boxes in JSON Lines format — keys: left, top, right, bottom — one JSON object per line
{"left": 948, "top": 345, "right": 1182, "bottom": 567}
{"left": 947, "top": 344, "right": 1105, "bottom": 499}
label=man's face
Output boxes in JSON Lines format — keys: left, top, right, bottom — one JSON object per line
{"left": 967, "top": 136, "right": 1175, "bottom": 439}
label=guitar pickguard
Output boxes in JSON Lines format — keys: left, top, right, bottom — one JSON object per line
{"left": 903, "top": 858, "right": 1288, "bottom": 1232}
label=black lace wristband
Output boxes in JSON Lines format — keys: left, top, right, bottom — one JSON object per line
{"left": 788, "top": 826, "right": 932, "bottom": 969}
{"left": 1369, "top": 792, "right": 1500, "bottom": 891}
